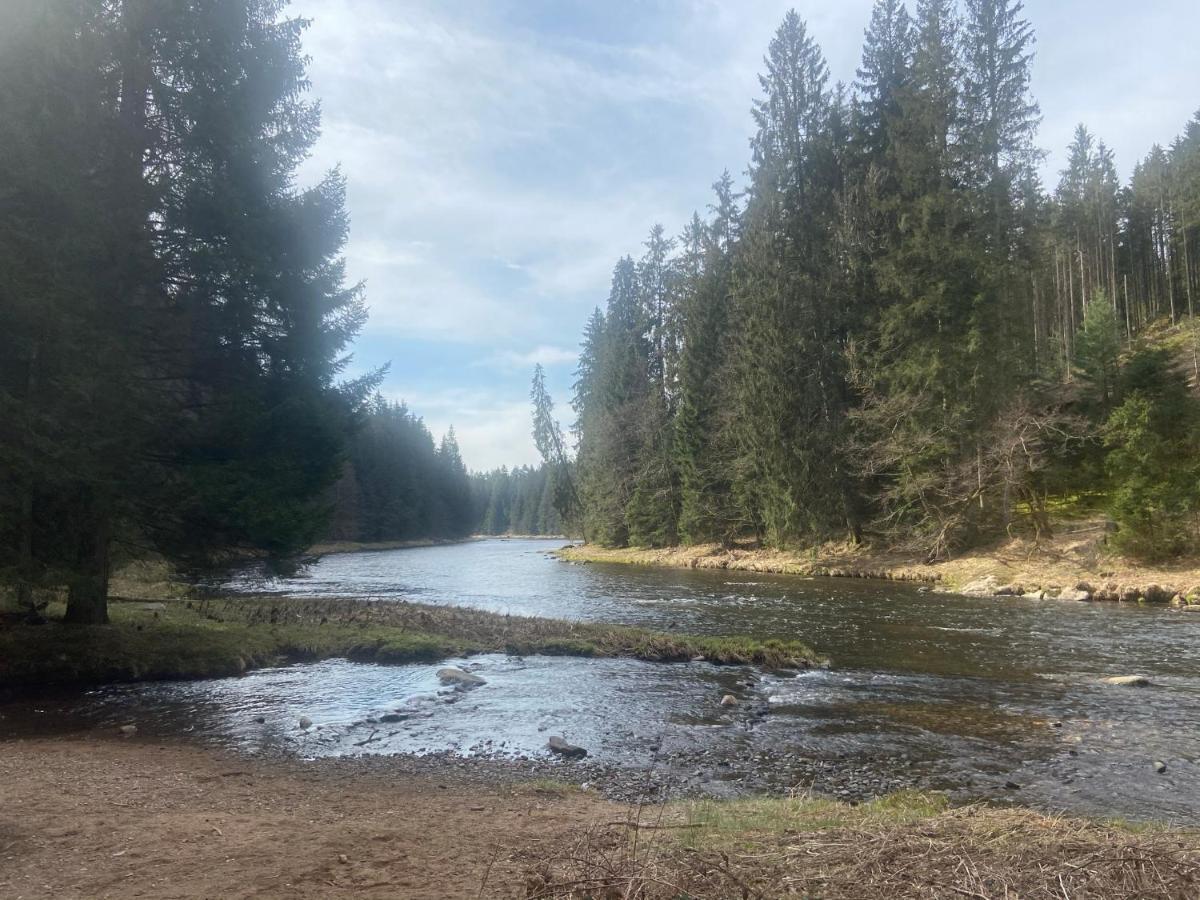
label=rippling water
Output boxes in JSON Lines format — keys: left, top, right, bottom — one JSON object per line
{"left": 5, "top": 539, "right": 1199, "bottom": 822}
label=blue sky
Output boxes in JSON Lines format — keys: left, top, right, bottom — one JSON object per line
{"left": 292, "top": 0, "right": 1200, "bottom": 471}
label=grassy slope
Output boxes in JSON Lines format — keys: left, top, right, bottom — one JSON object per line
{"left": 0, "top": 595, "right": 823, "bottom": 688}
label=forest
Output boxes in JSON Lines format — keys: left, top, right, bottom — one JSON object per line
{"left": 568, "top": 0, "right": 1200, "bottom": 562}
{"left": 0, "top": 0, "right": 567, "bottom": 630}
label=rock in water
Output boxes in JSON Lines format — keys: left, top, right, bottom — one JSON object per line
{"left": 1154, "top": 760, "right": 1167, "bottom": 774}
{"left": 299, "top": 716, "right": 313, "bottom": 729}
{"left": 547, "top": 736, "right": 588, "bottom": 759}
{"left": 720, "top": 694, "right": 738, "bottom": 707}
{"left": 1103, "top": 675, "right": 1152, "bottom": 687}
{"left": 436, "top": 667, "right": 487, "bottom": 688}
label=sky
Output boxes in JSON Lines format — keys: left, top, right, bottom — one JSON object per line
{"left": 291, "top": 0, "right": 1200, "bottom": 471}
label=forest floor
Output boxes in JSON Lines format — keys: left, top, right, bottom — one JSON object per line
{"left": 557, "top": 517, "right": 1200, "bottom": 605}
{"left": 1, "top": 738, "right": 1196, "bottom": 899}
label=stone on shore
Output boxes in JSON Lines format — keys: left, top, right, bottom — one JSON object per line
{"left": 959, "top": 575, "right": 1000, "bottom": 596}
{"left": 1057, "top": 588, "right": 1091, "bottom": 602}
{"left": 547, "top": 736, "right": 588, "bottom": 759}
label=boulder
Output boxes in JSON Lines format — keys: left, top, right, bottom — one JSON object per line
{"left": 380, "top": 713, "right": 405, "bottom": 723}
{"left": 994, "top": 584, "right": 1024, "bottom": 597}
{"left": 1057, "top": 588, "right": 1091, "bottom": 602}
{"left": 1022, "top": 590, "right": 1047, "bottom": 600}
{"left": 1142, "top": 584, "right": 1170, "bottom": 604}
{"left": 436, "top": 667, "right": 487, "bottom": 688}
{"left": 720, "top": 694, "right": 738, "bottom": 707}
{"left": 547, "top": 736, "right": 588, "bottom": 759}
{"left": 959, "top": 575, "right": 1000, "bottom": 596}
{"left": 1153, "top": 760, "right": 1167, "bottom": 774}
{"left": 299, "top": 716, "right": 313, "bottom": 729}
{"left": 1102, "top": 675, "right": 1152, "bottom": 687}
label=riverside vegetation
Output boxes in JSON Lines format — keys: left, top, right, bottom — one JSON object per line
{"left": 552, "top": 2, "right": 1200, "bottom": 573}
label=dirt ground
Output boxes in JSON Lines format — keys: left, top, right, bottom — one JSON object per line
{"left": 0, "top": 737, "right": 616, "bottom": 900}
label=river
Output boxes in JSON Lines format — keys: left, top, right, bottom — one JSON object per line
{"left": 5, "top": 538, "right": 1199, "bottom": 822}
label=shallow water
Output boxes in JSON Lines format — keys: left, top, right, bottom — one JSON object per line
{"left": 4, "top": 539, "right": 1199, "bottom": 822}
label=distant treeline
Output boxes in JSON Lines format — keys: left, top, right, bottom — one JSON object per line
{"left": 571, "top": 1, "right": 1200, "bottom": 561}
{"left": 470, "top": 465, "right": 566, "bottom": 536}
{"left": 327, "top": 397, "right": 475, "bottom": 544}
{"left": 325, "top": 398, "right": 567, "bottom": 543}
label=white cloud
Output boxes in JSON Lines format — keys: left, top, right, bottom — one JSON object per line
{"left": 384, "top": 387, "right": 541, "bottom": 472}
{"left": 477, "top": 345, "right": 580, "bottom": 372}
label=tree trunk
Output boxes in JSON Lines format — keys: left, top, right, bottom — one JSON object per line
{"left": 65, "top": 508, "right": 111, "bottom": 625}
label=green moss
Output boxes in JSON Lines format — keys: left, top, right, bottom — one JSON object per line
{"left": 0, "top": 596, "right": 825, "bottom": 688}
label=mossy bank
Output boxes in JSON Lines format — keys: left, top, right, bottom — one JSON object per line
{"left": 0, "top": 595, "right": 822, "bottom": 689}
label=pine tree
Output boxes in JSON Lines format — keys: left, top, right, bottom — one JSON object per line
{"left": 725, "top": 11, "right": 860, "bottom": 546}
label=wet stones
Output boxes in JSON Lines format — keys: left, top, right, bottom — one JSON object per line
{"left": 720, "top": 694, "right": 738, "bottom": 707}
{"left": 299, "top": 716, "right": 313, "bottom": 729}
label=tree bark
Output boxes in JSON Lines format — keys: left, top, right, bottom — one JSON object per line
{"left": 65, "top": 504, "right": 111, "bottom": 625}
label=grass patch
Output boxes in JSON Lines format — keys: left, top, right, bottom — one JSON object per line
{"left": 0, "top": 595, "right": 824, "bottom": 689}
{"left": 678, "top": 790, "right": 949, "bottom": 850}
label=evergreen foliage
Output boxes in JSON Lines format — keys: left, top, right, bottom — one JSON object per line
{"left": 569, "top": 3, "right": 1200, "bottom": 562}
{"left": 0, "top": 1, "right": 372, "bottom": 621}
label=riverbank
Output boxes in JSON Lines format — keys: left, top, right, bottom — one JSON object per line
{"left": 558, "top": 523, "right": 1200, "bottom": 606}
{"left": 1, "top": 739, "right": 1195, "bottom": 899}
{"left": 0, "top": 596, "right": 821, "bottom": 689}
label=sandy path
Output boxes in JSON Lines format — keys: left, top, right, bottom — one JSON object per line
{"left": 0, "top": 737, "right": 616, "bottom": 899}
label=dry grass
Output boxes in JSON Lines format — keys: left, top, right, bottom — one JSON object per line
{"left": 523, "top": 793, "right": 1200, "bottom": 899}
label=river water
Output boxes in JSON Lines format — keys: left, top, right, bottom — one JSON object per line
{"left": 5, "top": 539, "right": 1199, "bottom": 822}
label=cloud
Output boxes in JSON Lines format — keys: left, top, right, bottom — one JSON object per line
{"left": 477, "top": 345, "right": 580, "bottom": 373}
{"left": 383, "top": 386, "right": 541, "bottom": 472}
